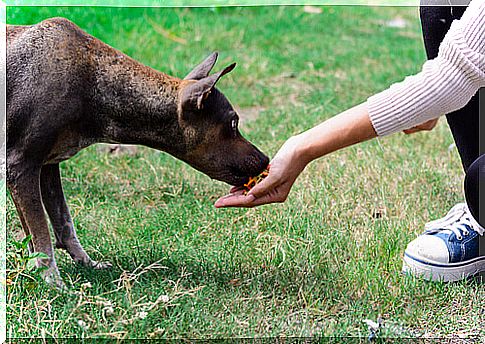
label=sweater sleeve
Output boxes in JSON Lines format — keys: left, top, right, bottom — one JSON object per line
{"left": 368, "top": 0, "right": 485, "bottom": 137}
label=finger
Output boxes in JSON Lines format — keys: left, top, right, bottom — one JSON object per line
{"left": 230, "top": 185, "right": 244, "bottom": 193}
{"left": 215, "top": 191, "right": 283, "bottom": 208}
{"left": 221, "top": 189, "right": 246, "bottom": 199}
{"left": 247, "top": 173, "right": 280, "bottom": 198}
{"left": 214, "top": 193, "right": 256, "bottom": 208}
{"left": 422, "top": 118, "right": 438, "bottom": 129}
{"left": 247, "top": 192, "right": 283, "bottom": 207}
{"left": 215, "top": 189, "right": 246, "bottom": 204}
{"left": 403, "top": 128, "right": 419, "bottom": 135}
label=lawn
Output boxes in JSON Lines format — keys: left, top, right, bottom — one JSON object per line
{"left": 6, "top": 5, "right": 484, "bottom": 339}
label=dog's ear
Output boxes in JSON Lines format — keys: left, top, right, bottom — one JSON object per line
{"left": 180, "top": 63, "right": 236, "bottom": 114}
{"left": 184, "top": 52, "right": 219, "bottom": 80}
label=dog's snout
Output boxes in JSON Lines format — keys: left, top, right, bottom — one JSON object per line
{"left": 259, "top": 153, "right": 270, "bottom": 172}
{"left": 244, "top": 148, "right": 269, "bottom": 176}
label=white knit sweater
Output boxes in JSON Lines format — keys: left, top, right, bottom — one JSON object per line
{"left": 368, "top": 0, "right": 484, "bottom": 137}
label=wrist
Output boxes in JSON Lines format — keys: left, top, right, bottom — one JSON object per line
{"left": 290, "top": 133, "right": 314, "bottom": 167}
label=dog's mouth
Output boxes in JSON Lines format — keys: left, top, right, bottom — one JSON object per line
{"left": 231, "top": 175, "right": 250, "bottom": 187}
{"left": 189, "top": 155, "right": 269, "bottom": 187}
{"left": 220, "top": 172, "right": 250, "bottom": 187}
{"left": 206, "top": 168, "right": 252, "bottom": 187}
{"left": 227, "top": 165, "right": 267, "bottom": 187}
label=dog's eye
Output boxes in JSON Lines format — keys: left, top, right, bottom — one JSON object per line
{"left": 231, "top": 118, "right": 238, "bottom": 132}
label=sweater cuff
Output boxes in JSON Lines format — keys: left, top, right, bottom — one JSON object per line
{"left": 367, "top": 87, "right": 407, "bottom": 137}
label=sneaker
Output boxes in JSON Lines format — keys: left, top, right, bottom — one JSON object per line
{"left": 402, "top": 203, "right": 485, "bottom": 282}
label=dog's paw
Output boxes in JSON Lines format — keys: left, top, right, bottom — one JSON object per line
{"left": 90, "top": 260, "right": 113, "bottom": 270}
{"left": 70, "top": 253, "right": 112, "bottom": 270}
{"left": 42, "top": 266, "right": 67, "bottom": 290}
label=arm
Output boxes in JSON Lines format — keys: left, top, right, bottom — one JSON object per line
{"left": 296, "top": 102, "right": 376, "bottom": 162}
{"left": 215, "top": 102, "right": 375, "bottom": 207}
{"left": 215, "top": 0, "right": 484, "bottom": 208}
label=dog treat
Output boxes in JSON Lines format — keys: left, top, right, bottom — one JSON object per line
{"left": 243, "top": 165, "right": 270, "bottom": 194}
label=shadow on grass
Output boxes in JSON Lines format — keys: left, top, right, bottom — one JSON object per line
{"left": 59, "top": 249, "right": 335, "bottom": 296}
{"left": 59, "top": 247, "right": 485, "bottom": 299}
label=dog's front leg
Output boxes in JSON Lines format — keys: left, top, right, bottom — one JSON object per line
{"left": 10, "top": 196, "right": 34, "bottom": 254}
{"left": 40, "top": 164, "right": 112, "bottom": 270}
{"left": 8, "top": 165, "right": 64, "bottom": 288}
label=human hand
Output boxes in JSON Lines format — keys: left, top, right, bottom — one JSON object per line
{"left": 403, "top": 118, "right": 439, "bottom": 134}
{"left": 214, "top": 135, "right": 309, "bottom": 208}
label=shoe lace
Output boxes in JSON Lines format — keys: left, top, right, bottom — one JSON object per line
{"left": 424, "top": 203, "right": 484, "bottom": 240}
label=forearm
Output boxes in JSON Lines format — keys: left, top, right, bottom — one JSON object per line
{"left": 296, "top": 102, "right": 376, "bottom": 163}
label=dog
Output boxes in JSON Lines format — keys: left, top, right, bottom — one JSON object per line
{"left": 7, "top": 17, "right": 269, "bottom": 287}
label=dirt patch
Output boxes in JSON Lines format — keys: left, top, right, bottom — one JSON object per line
{"left": 97, "top": 144, "right": 139, "bottom": 156}
{"left": 234, "top": 72, "right": 312, "bottom": 121}
{"left": 265, "top": 73, "right": 313, "bottom": 107}
{"left": 234, "top": 105, "right": 265, "bottom": 124}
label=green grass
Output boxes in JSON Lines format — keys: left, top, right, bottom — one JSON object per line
{"left": 6, "top": 5, "right": 484, "bottom": 340}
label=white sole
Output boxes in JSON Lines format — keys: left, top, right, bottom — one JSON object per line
{"left": 402, "top": 253, "right": 485, "bottom": 282}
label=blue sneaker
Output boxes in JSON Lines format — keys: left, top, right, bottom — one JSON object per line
{"left": 403, "top": 203, "right": 485, "bottom": 282}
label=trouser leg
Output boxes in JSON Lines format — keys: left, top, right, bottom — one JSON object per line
{"left": 420, "top": 4, "right": 479, "bottom": 171}
{"left": 465, "top": 155, "right": 484, "bottom": 228}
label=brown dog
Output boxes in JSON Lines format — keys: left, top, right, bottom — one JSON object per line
{"left": 7, "top": 18, "right": 268, "bottom": 287}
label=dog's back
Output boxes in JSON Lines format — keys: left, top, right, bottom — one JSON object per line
{"left": 7, "top": 18, "right": 92, "bottom": 85}
{"left": 7, "top": 18, "right": 98, "bottom": 153}
{"left": 7, "top": 24, "right": 30, "bottom": 42}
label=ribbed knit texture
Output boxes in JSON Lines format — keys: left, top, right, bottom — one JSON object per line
{"left": 368, "top": 0, "right": 485, "bottom": 137}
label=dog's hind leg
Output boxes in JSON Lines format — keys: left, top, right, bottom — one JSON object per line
{"left": 8, "top": 164, "right": 64, "bottom": 288}
{"left": 40, "top": 164, "right": 112, "bottom": 269}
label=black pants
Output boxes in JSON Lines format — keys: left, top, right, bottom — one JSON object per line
{"left": 420, "top": 5, "right": 482, "bottom": 226}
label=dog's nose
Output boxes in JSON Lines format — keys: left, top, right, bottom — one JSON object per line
{"left": 247, "top": 149, "right": 269, "bottom": 176}
{"left": 260, "top": 154, "right": 270, "bottom": 170}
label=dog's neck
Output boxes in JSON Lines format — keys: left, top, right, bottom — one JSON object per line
{"left": 91, "top": 50, "right": 185, "bottom": 151}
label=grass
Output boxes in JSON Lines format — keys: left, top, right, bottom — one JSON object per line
{"left": 6, "top": 5, "right": 484, "bottom": 340}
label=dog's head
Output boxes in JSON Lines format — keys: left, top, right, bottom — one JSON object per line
{"left": 176, "top": 52, "right": 269, "bottom": 186}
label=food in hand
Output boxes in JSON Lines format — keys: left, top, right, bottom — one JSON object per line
{"left": 243, "top": 165, "right": 270, "bottom": 194}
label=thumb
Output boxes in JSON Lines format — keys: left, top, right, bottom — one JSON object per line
{"left": 248, "top": 172, "right": 279, "bottom": 198}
